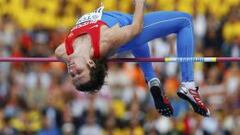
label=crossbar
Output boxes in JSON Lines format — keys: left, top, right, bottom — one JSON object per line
{"left": 0, "top": 57, "right": 240, "bottom": 63}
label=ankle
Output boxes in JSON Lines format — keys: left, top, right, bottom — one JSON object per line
{"left": 181, "top": 81, "right": 196, "bottom": 89}
{"left": 148, "top": 77, "right": 161, "bottom": 88}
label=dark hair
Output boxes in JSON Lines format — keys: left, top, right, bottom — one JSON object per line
{"left": 75, "top": 58, "right": 108, "bottom": 93}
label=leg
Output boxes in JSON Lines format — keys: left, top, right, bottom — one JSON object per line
{"left": 131, "top": 43, "right": 173, "bottom": 117}
{"left": 131, "top": 43, "right": 157, "bottom": 81}
{"left": 176, "top": 22, "right": 194, "bottom": 82}
{"left": 119, "top": 11, "right": 209, "bottom": 117}
{"left": 119, "top": 11, "right": 195, "bottom": 82}
{"left": 132, "top": 44, "right": 173, "bottom": 117}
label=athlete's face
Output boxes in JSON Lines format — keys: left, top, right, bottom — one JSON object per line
{"left": 67, "top": 56, "right": 95, "bottom": 86}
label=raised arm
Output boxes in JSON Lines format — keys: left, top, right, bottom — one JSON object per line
{"left": 105, "top": 0, "right": 145, "bottom": 50}
{"left": 130, "top": 0, "right": 145, "bottom": 36}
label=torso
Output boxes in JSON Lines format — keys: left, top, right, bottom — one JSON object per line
{"left": 64, "top": 6, "right": 127, "bottom": 59}
{"left": 65, "top": 6, "right": 114, "bottom": 59}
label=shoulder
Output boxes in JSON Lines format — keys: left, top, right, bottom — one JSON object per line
{"left": 55, "top": 43, "right": 65, "bottom": 56}
{"left": 55, "top": 43, "right": 67, "bottom": 60}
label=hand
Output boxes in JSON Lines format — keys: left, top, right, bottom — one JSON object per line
{"left": 133, "top": 0, "right": 145, "bottom": 5}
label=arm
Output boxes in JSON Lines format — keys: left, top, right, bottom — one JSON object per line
{"left": 131, "top": 0, "right": 145, "bottom": 35}
{"left": 105, "top": 0, "right": 145, "bottom": 50}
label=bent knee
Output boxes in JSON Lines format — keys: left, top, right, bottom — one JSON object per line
{"left": 178, "top": 12, "right": 193, "bottom": 26}
{"left": 179, "top": 12, "right": 192, "bottom": 20}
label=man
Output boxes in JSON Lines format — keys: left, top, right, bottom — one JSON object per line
{"left": 55, "top": 0, "right": 210, "bottom": 117}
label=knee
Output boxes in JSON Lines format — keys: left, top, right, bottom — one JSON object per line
{"left": 179, "top": 12, "right": 193, "bottom": 26}
{"left": 180, "top": 12, "right": 193, "bottom": 20}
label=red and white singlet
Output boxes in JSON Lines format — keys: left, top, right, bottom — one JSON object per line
{"left": 65, "top": 6, "right": 106, "bottom": 58}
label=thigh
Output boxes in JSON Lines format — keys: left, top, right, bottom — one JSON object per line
{"left": 119, "top": 11, "right": 192, "bottom": 51}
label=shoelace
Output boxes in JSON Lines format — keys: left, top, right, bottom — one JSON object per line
{"left": 189, "top": 88, "right": 205, "bottom": 108}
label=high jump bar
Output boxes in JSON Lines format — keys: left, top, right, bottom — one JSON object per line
{"left": 0, "top": 57, "right": 240, "bottom": 63}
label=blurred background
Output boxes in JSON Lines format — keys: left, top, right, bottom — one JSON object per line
{"left": 0, "top": 0, "right": 240, "bottom": 135}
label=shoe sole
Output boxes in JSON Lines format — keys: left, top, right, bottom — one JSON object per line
{"left": 177, "top": 92, "right": 209, "bottom": 117}
{"left": 151, "top": 86, "right": 173, "bottom": 117}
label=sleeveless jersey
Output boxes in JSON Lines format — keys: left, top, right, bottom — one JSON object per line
{"left": 65, "top": 6, "right": 106, "bottom": 58}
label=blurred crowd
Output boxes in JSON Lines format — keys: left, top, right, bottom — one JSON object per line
{"left": 0, "top": 0, "right": 240, "bottom": 135}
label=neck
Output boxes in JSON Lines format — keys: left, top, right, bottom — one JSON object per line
{"left": 71, "top": 35, "right": 93, "bottom": 59}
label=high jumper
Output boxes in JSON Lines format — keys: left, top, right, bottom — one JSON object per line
{"left": 53, "top": 0, "right": 211, "bottom": 117}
